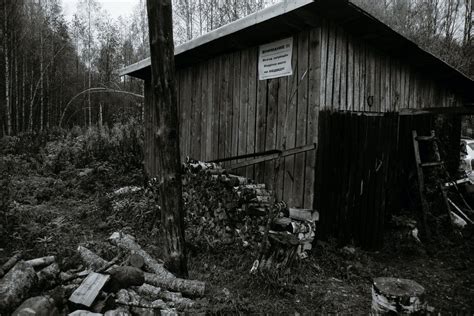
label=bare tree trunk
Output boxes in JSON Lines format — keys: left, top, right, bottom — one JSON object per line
{"left": 22, "top": 57, "right": 26, "bottom": 132}
{"left": 39, "top": 0, "right": 44, "bottom": 131}
{"left": 4, "top": 1, "right": 12, "bottom": 136}
{"left": 146, "top": 0, "right": 188, "bottom": 278}
{"left": 199, "top": 0, "right": 202, "bottom": 36}
{"left": 45, "top": 68, "right": 50, "bottom": 130}
{"left": 464, "top": 0, "right": 472, "bottom": 46}
{"left": 99, "top": 103, "right": 103, "bottom": 128}
{"left": 29, "top": 68, "right": 33, "bottom": 131}
{"left": 88, "top": 0, "right": 92, "bottom": 128}
{"left": 15, "top": 50, "right": 19, "bottom": 134}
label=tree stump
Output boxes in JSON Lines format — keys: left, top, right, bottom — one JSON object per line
{"left": 371, "top": 277, "right": 426, "bottom": 314}
{"left": 253, "top": 232, "right": 300, "bottom": 274}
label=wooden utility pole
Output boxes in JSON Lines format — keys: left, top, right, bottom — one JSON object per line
{"left": 146, "top": 0, "right": 188, "bottom": 278}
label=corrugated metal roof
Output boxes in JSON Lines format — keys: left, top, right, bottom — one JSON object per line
{"left": 119, "top": 0, "right": 473, "bottom": 101}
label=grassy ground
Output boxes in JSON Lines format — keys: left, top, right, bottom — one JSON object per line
{"left": 1, "top": 130, "right": 473, "bottom": 314}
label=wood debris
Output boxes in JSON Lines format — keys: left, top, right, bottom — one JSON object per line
{"left": 0, "top": 252, "right": 22, "bottom": 278}
{"left": 0, "top": 261, "right": 38, "bottom": 312}
{"left": 68, "top": 272, "right": 110, "bottom": 309}
{"left": 1, "top": 159, "right": 321, "bottom": 314}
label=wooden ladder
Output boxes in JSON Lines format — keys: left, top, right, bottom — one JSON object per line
{"left": 412, "top": 130, "right": 452, "bottom": 239}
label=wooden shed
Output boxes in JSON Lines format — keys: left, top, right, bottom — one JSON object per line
{"left": 120, "top": 0, "right": 474, "bottom": 248}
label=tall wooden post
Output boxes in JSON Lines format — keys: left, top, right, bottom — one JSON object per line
{"left": 146, "top": 0, "right": 188, "bottom": 278}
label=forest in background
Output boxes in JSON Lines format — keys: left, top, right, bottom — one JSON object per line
{"left": 0, "top": 0, "right": 472, "bottom": 137}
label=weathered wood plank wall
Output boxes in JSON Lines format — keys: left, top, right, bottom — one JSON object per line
{"left": 319, "top": 18, "right": 463, "bottom": 111}
{"left": 173, "top": 28, "right": 321, "bottom": 209}
{"left": 315, "top": 111, "right": 461, "bottom": 249}
{"left": 143, "top": 18, "right": 463, "bottom": 211}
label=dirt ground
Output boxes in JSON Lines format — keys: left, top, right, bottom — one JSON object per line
{"left": 1, "top": 150, "right": 473, "bottom": 314}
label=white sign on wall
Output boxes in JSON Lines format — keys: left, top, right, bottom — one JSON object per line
{"left": 258, "top": 37, "right": 293, "bottom": 80}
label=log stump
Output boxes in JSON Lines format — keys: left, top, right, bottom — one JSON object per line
{"left": 253, "top": 232, "right": 300, "bottom": 274}
{"left": 371, "top": 277, "right": 426, "bottom": 314}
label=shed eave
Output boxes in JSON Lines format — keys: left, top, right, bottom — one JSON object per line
{"left": 118, "top": 0, "right": 314, "bottom": 79}
{"left": 118, "top": 57, "right": 150, "bottom": 78}
{"left": 118, "top": 0, "right": 473, "bottom": 102}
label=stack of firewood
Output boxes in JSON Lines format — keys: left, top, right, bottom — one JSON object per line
{"left": 0, "top": 232, "right": 206, "bottom": 315}
{"left": 184, "top": 159, "right": 318, "bottom": 271}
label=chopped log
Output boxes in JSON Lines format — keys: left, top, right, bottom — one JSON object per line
{"left": 144, "top": 272, "right": 205, "bottom": 297}
{"left": 160, "top": 291, "right": 196, "bottom": 309}
{"left": 77, "top": 246, "right": 109, "bottom": 271}
{"left": 240, "top": 184, "right": 266, "bottom": 190}
{"left": 371, "top": 277, "right": 426, "bottom": 314}
{"left": 251, "top": 196, "right": 274, "bottom": 204}
{"left": 129, "top": 253, "right": 145, "bottom": 269}
{"left": 160, "top": 310, "right": 179, "bottom": 316}
{"left": 134, "top": 283, "right": 162, "bottom": 299}
{"left": 0, "top": 261, "right": 38, "bottom": 312}
{"left": 116, "top": 289, "right": 140, "bottom": 305}
{"left": 104, "top": 307, "right": 132, "bottom": 316}
{"left": 60, "top": 272, "right": 74, "bottom": 281}
{"left": 61, "top": 270, "right": 91, "bottom": 285}
{"left": 37, "top": 262, "right": 60, "bottom": 289}
{"left": 69, "top": 310, "right": 103, "bottom": 316}
{"left": 107, "top": 266, "right": 145, "bottom": 292}
{"left": 68, "top": 272, "right": 110, "bottom": 309}
{"left": 254, "top": 189, "right": 272, "bottom": 196}
{"left": 226, "top": 175, "right": 249, "bottom": 186}
{"left": 116, "top": 289, "right": 169, "bottom": 310}
{"left": 12, "top": 296, "right": 59, "bottom": 316}
{"left": 287, "top": 208, "right": 319, "bottom": 222}
{"left": 0, "top": 252, "right": 22, "bottom": 278}
{"left": 156, "top": 290, "right": 182, "bottom": 301}
{"left": 135, "top": 284, "right": 196, "bottom": 309}
{"left": 25, "top": 256, "right": 56, "bottom": 269}
{"left": 109, "top": 232, "right": 174, "bottom": 279}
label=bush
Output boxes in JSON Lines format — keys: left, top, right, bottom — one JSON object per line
{"left": 43, "top": 119, "right": 144, "bottom": 174}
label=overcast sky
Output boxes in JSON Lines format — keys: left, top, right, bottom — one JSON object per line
{"left": 62, "top": 0, "right": 140, "bottom": 21}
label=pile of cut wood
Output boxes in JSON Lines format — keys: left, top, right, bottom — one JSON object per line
{"left": 0, "top": 232, "right": 206, "bottom": 315}
{"left": 184, "top": 159, "right": 318, "bottom": 270}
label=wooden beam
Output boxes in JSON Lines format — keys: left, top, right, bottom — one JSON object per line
{"left": 228, "top": 143, "right": 316, "bottom": 170}
{"left": 399, "top": 107, "right": 474, "bottom": 116}
{"left": 210, "top": 149, "right": 281, "bottom": 163}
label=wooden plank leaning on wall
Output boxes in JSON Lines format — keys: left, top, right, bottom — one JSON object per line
{"left": 304, "top": 27, "right": 321, "bottom": 209}
{"left": 283, "top": 33, "right": 299, "bottom": 205}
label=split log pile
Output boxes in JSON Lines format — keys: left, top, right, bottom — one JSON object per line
{"left": 184, "top": 159, "right": 318, "bottom": 271}
{"left": 0, "top": 232, "right": 206, "bottom": 315}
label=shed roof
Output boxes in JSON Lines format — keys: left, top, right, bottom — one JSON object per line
{"left": 120, "top": 0, "right": 473, "bottom": 102}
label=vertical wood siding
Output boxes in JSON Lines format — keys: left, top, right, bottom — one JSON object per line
{"left": 144, "top": 19, "right": 462, "bottom": 211}
{"left": 170, "top": 28, "right": 320, "bottom": 209}
{"left": 319, "top": 18, "right": 462, "bottom": 111}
